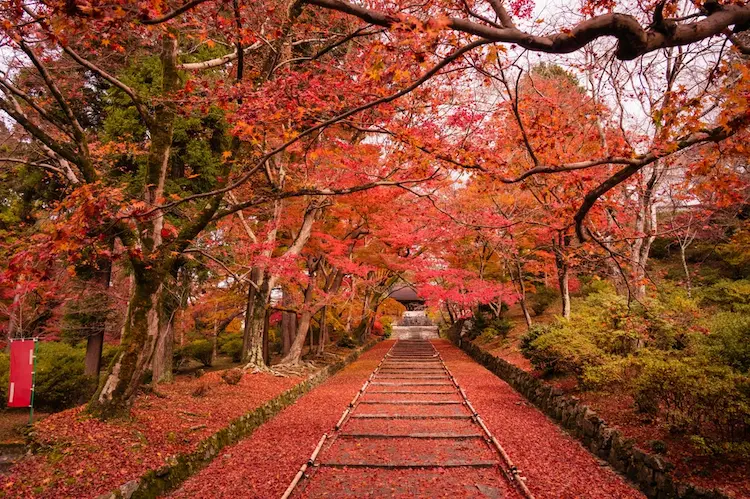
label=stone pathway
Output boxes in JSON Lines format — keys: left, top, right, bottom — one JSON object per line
{"left": 290, "top": 340, "right": 523, "bottom": 498}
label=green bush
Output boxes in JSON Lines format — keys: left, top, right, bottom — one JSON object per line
{"left": 579, "top": 277, "right": 615, "bottom": 297}
{"left": 520, "top": 284, "right": 750, "bottom": 449}
{"left": 34, "top": 342, "right": 99, "bottom": 411}
{"left": 524, "top": 326, "right": 608, "bottom": 376}
{"left": 176, "top": 339, "right": 214, "bottom": 367}
{"left": 478, "top": 318, "right": 513, "bottom": 342}
{"left": 218, "top": 333, "right": 243, "bottom": 362}
{"left": 629, "top": 354, "right": 750, "bottom": 439}
{"left": 337, "top": 335, "right": 357, "bottom": 348}
{"left": 529, "top": 286, "right": 557, "bottom": 316}
{"left": 467, "top": 313, "right": 513, "bottom": 342}
{"left": 699, "top": 279, "right": 750, "bottom": 311}
{"left": 519, "top": 324, "right": 549, "bottom": 356}
{"left": 705, "top": 312, "right": 750, "bottom": 373}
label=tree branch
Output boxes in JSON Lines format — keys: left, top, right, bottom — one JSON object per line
{"left": 141, "top": 0, "right": 213, "bottom": 25}
{"left": 574, "top": 115, "right": 749, "bottom": 241}
{"left": 61, "top": 45, "right": 153, "bottom": 127}
{"left": 145, "top": 39, "right": 488, "bottom": 216}
{"left": 305, "top": 0, "right": 750, "bottom": 60}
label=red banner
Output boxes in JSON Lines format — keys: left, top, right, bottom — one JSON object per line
{"left": 8, "top": 340, "right": 35, "bottom": 408}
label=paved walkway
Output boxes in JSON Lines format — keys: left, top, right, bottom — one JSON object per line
{"left": 169, "top": 340, "right": 643, "bottom": 498}
{"left": 292, "top": 339, "right": 520, "bottom": 498}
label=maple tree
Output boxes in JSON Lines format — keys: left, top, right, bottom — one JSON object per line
{"left": 0, "top": 0, "right": 748, "bottom": 421}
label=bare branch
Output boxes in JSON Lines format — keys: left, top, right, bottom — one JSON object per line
{"left": 486, "top": 0, "right": 515, "bottom": 28}
{"left": 574, "top": 115, "right": 749, "bottom": 241}
{"left": 141, "top": 0, "right": 213, "bottom": 25}
{"left": 305, "top": 0, "right": 750, "bottom": 60}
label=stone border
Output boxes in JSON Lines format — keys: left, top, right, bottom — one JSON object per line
{"left": 98, "top": 338, "right": 381, "bottom": 499}
{"left": 455, "top": 337, "right": 730, "bottom": 499}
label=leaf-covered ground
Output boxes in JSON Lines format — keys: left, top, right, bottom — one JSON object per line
{"left": 433, "top": 340, "right": 644, "bottom": 499}
{"left": 172, "top": 339, "right": 645, "bottom": 498}
{"left": 1, "top": 368, "right": 304, "bottom": 498}
{"left": 476, "top": 312, "right": 750, "bottom": 499}
{"left": 168, "top": 341, "right": 394, "bottom": 498}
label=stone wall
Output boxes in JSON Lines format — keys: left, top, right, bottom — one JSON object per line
{"left": 457, "top": 338, "right": 730, "bottom": 499}
{"left": 97, "top": 338, "right": 381, "bottom": 499}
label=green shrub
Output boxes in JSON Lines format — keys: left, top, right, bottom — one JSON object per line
{"left": 524, "top": 327, "right": 608, "bottom": 376}
{"left": 519, "top": 324, "right": 550, "bottom": 356}
{"left": 34, "top": 342, "right": 99, "bottom": 411}
{"left": 479, "top": 318, "right": 513, "bottom": 341}
{"left": 467, "top": 313, "right": 512, "bottom": 342}
{"left": 176, "top": 339, "right": 214, "bottom": 367}
{"left": 699, "top": 279, "right": 750, "bottom": 311}
{"left": 705, "top": 312, "right": 750, "bottom": 373}
{"left": 337, "top": 335, "right": 357, "bottom": 348}
{"left": 579, "top": 277, "right": 615, "bottom": 297}
{"left": 581, "top": 357, "right": 634, "bottom": 390}
{"left": 650, "top": 440, "right": 668, "bottom": 454}
{"left": 218, "top": 333, "right": 243, "bottom": 362}
{"left": 632, "top": 354, "right": 750, "bottom": 439}
{"left": 529, "top": 286, "right": 557, "bottom": 316}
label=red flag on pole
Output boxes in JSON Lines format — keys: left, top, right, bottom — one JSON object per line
{"left": 8, "top": 340, "right": 35, "bottom": 408}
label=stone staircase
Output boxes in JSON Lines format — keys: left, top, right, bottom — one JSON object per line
{"left": 391, "top": 311, "right": 439, "bottom": 340}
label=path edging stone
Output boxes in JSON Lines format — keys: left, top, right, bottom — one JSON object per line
{"left": 97, "top": 338, "right": 381, "bottom": 499}
{"left": 453, "top": 334, "right": 729, "bottom": 499}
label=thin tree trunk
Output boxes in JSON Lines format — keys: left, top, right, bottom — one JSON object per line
{"left": 210, "top": 302, "right": 219, "bottom": 365}
{"left": 282, "top": 311, "right": 296, "bottom": 356}
{"left": 85, "top": 259, "right": 112, "bottom": 376}
{"left": 281, "top": 267, "right": 316, "bottom": 365}
{"left": 512, "top": 258, "right": 532, "bottom": 329}
{"left": 553, "top": 235, "right": 571, "bottom": 319}
{"left": 680, "top": 244, "right": 692, "bottom": 298}
{"left": 519, "top": 298, "right": 533, "bottom": 328}
{"left": 152, "top": 318, "right": 174, "bottom": 382}
{"left": 263, "top": 308, "right": 270, "bottom": 365}
{"left": 316, "top": 305, "right": 327, "bottom": 355}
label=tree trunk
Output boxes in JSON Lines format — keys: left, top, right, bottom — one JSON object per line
{"left": 242, "top": 270, "right": 269, "bottom": 368}
{"left": 316, "top": 306, "right": 327, "bottom": 355}
{"left": 84, "top": 333, "right": 105, "bottom": 376}
{"left": 552, "top": 233, "right": 571, "bottom": 319}
{"left": 630, "top": 164, "right": 660, "bottom": 300}
{"left": 210, "top": 303, "right": 219, "bottom": 365}
{"left": 85, "top": 259, "right": 112, "bottom": 376}
{"left": 281, "top": 288, "right": 295, "bottom": 355}
{"left": 88, "top": 271, "right": 164, "bottom": 418}
{"left": 512, "top": 258, "right": 532, "bottom": 328}
{"left": 281, "top": 271, "right": 315, "bottom": 365}
{"left": 519, "top": 298, "right": 533, "bottom": 328}
{"left": 263, "top": 308, "right": 270, "bottom": 365}
{"left": 559, "top": 269, "right": 571, "bottom": 319}
{"left": 241, "top": 265, "right": 271, "bottom": 367}
{"left": 680, "top": 244, "right": 692, "bottom": 298}
{"left": 151, "top": 268, "right": 183, "bottom": 383}
{"left": 281, "top": 310, "right": 296, "bottom": 356}
{"left": 151, "top": 318, "right": 174, "bottom": 383}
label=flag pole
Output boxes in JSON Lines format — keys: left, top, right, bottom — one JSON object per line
{"left": 29, "top": 338, "right": 38, "bottom": 425}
